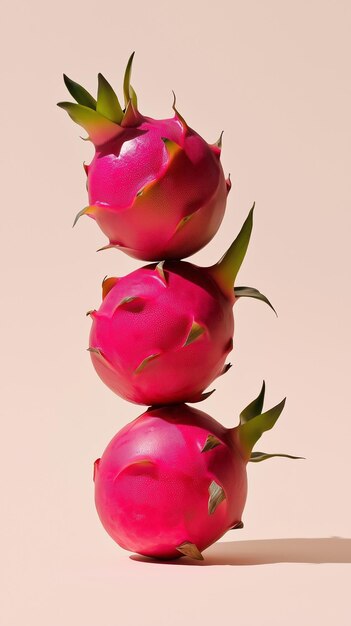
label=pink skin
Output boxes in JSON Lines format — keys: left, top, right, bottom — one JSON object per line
{"left": 89, "top": 261, "right": 235, "bottom": 406}
{"left": 85, "top": 115, "right": 230, "bottom": 260}
{"left": 94, "top": 404, "right": 247, "bottom": 560}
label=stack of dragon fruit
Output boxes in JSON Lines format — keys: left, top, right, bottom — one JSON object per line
{"left": 59, "top": 54, "right": 298, "bottom": 561}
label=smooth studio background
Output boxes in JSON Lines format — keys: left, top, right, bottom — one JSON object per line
{"left": 1, "top": 1, "right": 350, "bottom": 624}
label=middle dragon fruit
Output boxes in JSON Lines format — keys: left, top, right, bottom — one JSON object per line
{"left": 88, "top": 207, "right": 275, "bottom": 406}
{"left": 58, "top": 53, "right": 230, "bottom": 261}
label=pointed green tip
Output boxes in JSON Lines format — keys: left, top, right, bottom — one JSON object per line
{"left": 233, "top": 385, "right": 286, "bottom": 460}
{"left": 123, "top": 52, "right": 136, "bottom": 108}
{"left": 171, "top": 90, "right": 188, "bottom": 130}
{"left": 209, "top": 203, "right": 255, "bottom": 298}
{"left": 183, "top": 321, "right": 206, "bottom": 347}
{"left": 208, "top": 480, "right": 226, "bottom": 515}
{"left": 72, "top": 205, "right": 97, "bottom": 227}
{"left": 96, "top": 72, "right": 123, "bottom": 123}
{"left": 201, "top": 434, "right": 222, "bottom": 453}
{"left": 215, "top": 130, "right": 224, "bottom": 149}
{"left": 249, "top": 451, "right": 305, "bottom": 463}
{"left": 176, "top": 542, "right": 204, "bottom": 561}
{"left": 237, "top": 396, "right": 286, "bottom": 460}
{"left": 240, "top": 380, "right": 265, "bottom": 424}
{"left": 62, "top": 74, "right": 97, "bottom": 109}
{"left": 134, "top": 353, "right": 160, "bottom": 375}
{"left": 155, "top": 261, "right": 167, "bottom": 285}
{"left": 188, "top": 389, "right": 216, "bottom": 403}
{"left": 234, "top": 286, "right": 277, "bottom": 316}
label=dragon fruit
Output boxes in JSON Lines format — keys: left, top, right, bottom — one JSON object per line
{"left": 57, "top": 53, "right": 230, "bottom": 261}
{"left": 94, "top": 383, "right": 299, "bottom": 560}
{"left": 87, "top": 207, "right": 276, "bottom": 406}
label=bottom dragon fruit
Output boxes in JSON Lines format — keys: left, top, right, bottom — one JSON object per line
{"left": 94, "top": 383, "right": 299, "bottom": 560}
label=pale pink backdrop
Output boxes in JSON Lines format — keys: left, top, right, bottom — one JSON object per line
{"left": 1, "top": 0, "right": 351, "bottom": 624}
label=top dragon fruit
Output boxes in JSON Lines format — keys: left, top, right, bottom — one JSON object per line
{"left": 58, "top": 53, "right": 231, "bottom": 261}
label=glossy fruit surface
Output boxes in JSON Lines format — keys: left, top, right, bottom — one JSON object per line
{"left": 94, "top": 386, "right": 291, "bottom": 560}
{"left": 58, "top": 54, "right": 230, "bottom": 260}
{"left": 94, "top": 404, "right": 246, "bottom": 559}
{"left": 89, "top": 261, "right": 233, "bottom": 405}
{"left": 88, "top": 208, "right": 275, "bottom": 405}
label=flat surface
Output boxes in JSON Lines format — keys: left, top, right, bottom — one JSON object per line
{"left": 1, "top": 0, "right": 351, "bottom": 624}
{"left": 5, "top": 533, "right": 351, "bottom": 625}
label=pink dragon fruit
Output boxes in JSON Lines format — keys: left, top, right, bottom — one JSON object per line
{"left": 87, "top": 207, "right": 275, "bottom": 406}
{"left": 57, "top": 53, "right": 230, "bottom": 261}
{"left": 94, "top": 383, "right": 299, "bottom": 560}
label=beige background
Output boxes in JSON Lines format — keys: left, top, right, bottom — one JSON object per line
{"left": 1, "top": 0, "right": 351, "bottom": 624}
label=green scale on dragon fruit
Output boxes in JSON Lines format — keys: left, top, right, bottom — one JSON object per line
{"left": 87, "top": 207, "right": 276, "bottom": 406}
{"left": 58, "top": 53, "right": 231, "bottom": 261}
